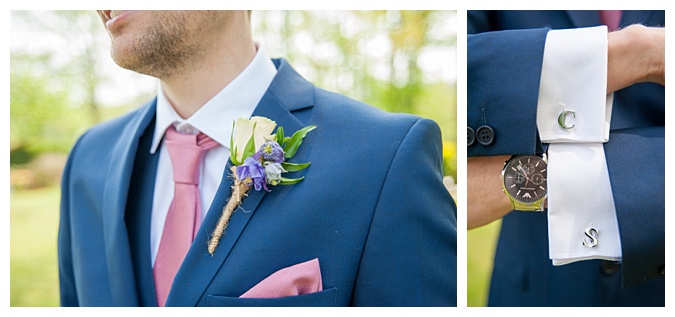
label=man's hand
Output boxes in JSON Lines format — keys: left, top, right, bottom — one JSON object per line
{"left": 607, "top": 24, "right": 665, "bottom": 94}
{"left": 467, "top": 155, "right": 514, "bottom": 229}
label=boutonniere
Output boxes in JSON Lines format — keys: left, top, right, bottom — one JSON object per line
{"left": 208, "top": 116, "right": 316, "bottom": 255}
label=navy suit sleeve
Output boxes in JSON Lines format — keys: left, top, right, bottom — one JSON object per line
{"left": 604, "top": 127, "right": 665, "bottom": 288}
{"left": 58, "top": 133, "right": 86, "bottom": 307}
{"left": 352, "top": 118, "right": 457, "bottom": 306}
{"left": 467, "top": 28, "right": 549, "bottom": 156}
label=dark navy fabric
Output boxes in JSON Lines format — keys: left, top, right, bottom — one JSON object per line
{"left": 604, "top": 127, "right": 665, "bottom": 287}
{"left": 468, "top": 10, "right": 664, "bottom": 306}
{"left": 58, "top": 59, "right": 457, "bottom": 306}
{"left": 467, "top": 27, "right": 549, "bottom": 156}
{"left": 125, "top": 118, "right": 160, "bottom": 307}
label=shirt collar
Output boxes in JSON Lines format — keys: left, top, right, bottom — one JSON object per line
{"left": 150, "top": 42, "right": 278, "bottom": 154}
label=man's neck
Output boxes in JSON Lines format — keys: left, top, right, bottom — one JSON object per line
{"left": 159, "top": 35, "right": 257, "bottom": 119}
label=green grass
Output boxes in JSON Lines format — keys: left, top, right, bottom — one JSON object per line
{"left": 10, "top": 186, "right": 61, "bottom": 307}
{"left": 466, "top": 220, "right": 501, "bottom": 307}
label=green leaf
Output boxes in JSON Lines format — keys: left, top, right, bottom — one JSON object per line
{"left": 230, "top": 147, "right": 241, "bottom": 166}
{"left": 281, "top": 162, "right": 311, "bottom": 172}
{"left": 283, "top": 125, "right": 317, "bottom": 159}
{"left": 283, "top": 137, "right": 291, "bottom": 144}
{"left": 279, "top": 176, "right": 305, "bottom": 185}
{"left": 242, "top": 135, "right": 256, "bottom": 161}
{"left": 229, "top": 121, "right": 241, "bottom": 165}
{"left": 241, "top": 122, "right": 258, "bottom": 160}
{"left": 275, "top": 126, "right": 285, "bottom": 145}
{"left": 229, "top": 120, "right": 235, "bottom": 153}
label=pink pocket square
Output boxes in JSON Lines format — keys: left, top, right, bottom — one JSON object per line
{"left": 240, "top": 258, "right": 323, "bottom": 298}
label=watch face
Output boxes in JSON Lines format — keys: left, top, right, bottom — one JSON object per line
{"left": 503, "top": 155, "right": 547, "bottom": 203}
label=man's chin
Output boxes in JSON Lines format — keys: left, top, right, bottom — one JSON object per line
{"left": 110, "top": 48, "right": 145, "bottom": 74}
{"left": 110, "top": 48, "right": 171, "bottom": 78}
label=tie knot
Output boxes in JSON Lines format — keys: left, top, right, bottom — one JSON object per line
{"left": 164, "top": 125, "right": 220, "bottom": 185}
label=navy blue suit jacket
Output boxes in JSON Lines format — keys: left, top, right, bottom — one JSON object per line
{"left": 468, "top": 11, "right": 664, "bottom": 306}
{"left": 58, "top": 59, "right": 457, "bottom": 306}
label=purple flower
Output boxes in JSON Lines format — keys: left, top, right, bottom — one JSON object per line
{"left": 236, "top": 154, "right": 268, "bottom": 192}
{"left": 259, "top": 141, "right": 285, "bottom": 163}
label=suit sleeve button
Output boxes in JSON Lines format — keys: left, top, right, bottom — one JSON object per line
{"left": 600, "top": 261, "right": 619, "bottom": 275}
{"left": 467, "top": 127, "right": 476, "bottom": 146}
{"left": 476, "top": 125, "right": 495, "bottom": 146}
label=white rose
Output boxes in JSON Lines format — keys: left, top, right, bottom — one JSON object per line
{"left": 232, "top": 116, "right": 277, "bottom": 162}
{"left": 250, "top": 116, "right": 277, "bottom": 149}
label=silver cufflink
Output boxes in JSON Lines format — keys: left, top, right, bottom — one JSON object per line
{"left": 558, "top": 109, "right": 576, "bottom": 130}
{"left": 582, "top": 227, "right": 599, "bottom": 248}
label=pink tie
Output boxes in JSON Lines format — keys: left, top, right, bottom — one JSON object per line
{"left": 153, "top": 126, "right": 219, "bottom": 306}
{"left": 599, "top": 10, "right": 622, "bottom": 31}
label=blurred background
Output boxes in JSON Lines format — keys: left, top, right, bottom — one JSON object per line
{"left": 9, "top": 10, "right": 458, "bottom": 306}
{"left": 467, "top": 220, "right": 501, "bottom": 306}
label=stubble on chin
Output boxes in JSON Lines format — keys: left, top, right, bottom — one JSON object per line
{"left": 109, "top": 13, "right": 205, "bottom": 79}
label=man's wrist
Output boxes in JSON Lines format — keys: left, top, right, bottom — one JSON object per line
{"left": 643, "top": 27, "right": 665, "bottom": 86}
{"left": 607, "top": 24, "right": 665, "bottom": 94}
{"left": 467, "top": 155, "right": 513, "bottom": 229}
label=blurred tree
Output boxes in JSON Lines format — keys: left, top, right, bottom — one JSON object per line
{"left": 10, "top": 54, "right": 88, "bottom": 161}
{"left": 12, "top": 11, "right": 108, "bottom": 124}
{"left": 10, "top": 10, "right": 116, "bottom": 192}
{"left": 252, "top": 10, "right": 457, "bottom": 178}
{"left": 10, "top": 10, "right": 114, "bottom": 166}
{"left": 10, "top": 10, "right": 457, "bottom": 177}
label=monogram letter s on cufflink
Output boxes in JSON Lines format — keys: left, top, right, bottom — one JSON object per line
{"left": 582, "top": 227, "right": 599, "bottom": 248}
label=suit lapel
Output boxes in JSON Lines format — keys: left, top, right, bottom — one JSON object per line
{"left": 125, "top": 117, "right": 161, "bottom": 306}
{"left": 167, "top": 59, "right": 314, "bottom": 306}
{"left": 101, "top": 100, "right": 157, "bottom": 306}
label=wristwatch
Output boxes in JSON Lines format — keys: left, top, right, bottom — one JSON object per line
{"left": 501, "top": 154, "right": 548, "bottom": 212}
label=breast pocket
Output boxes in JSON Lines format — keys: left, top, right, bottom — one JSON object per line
{"left": 205, "top": 287, "right": 339, "bottom": 307}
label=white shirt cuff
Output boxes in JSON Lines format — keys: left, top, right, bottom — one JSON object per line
{"left": 536, "top": 26, "right": 622, "bottom": 265}
{"left": 536, "top": 26, "right": 612, "bottom": 143}
{"left": 547, "top": 143, "right": 622, "bottom": 265}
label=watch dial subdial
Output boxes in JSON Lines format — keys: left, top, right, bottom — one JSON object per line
{"left": 513, "top": 172, "right": 525, "bottom": 184}
{"left": 531, "top": 173, "right": 544, "bottom": 185}
{"left": 504, "top": 155, "right": 547, "bottom": 203}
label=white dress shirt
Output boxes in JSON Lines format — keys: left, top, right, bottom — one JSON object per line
{"left": 149, "top": 43, "right": 278, "bottom": 266}
{"left": 536, "top": 26, "right": 622, "bottom": 265}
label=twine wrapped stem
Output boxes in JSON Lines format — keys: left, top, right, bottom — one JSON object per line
{"left": 207, "top": 166, "right": 251, "bottom": 255}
